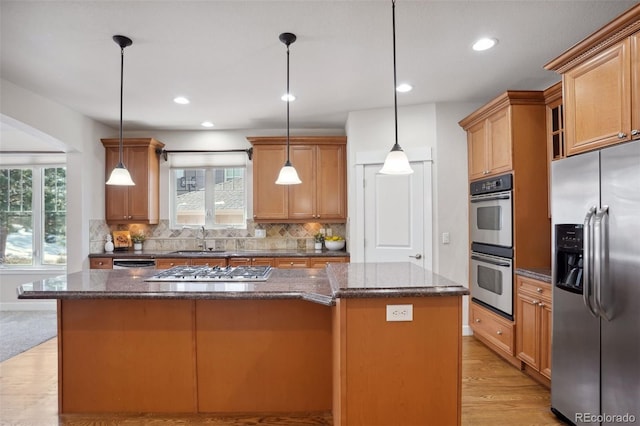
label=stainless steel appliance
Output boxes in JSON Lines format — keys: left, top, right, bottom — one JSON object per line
{"left": 145, "top": 265, "right": 272, "bottom": 282}
{"left": 470, "top": 244, "right": 513, "bottom": 318}
{"left": 113, "top": 258, "right": 156, "bottom": 269}
{"left": 551, "top": 140, "right": 640, "bottom": 426}
{"left": 470, "top": 173, "right": 513, "bottom": 248}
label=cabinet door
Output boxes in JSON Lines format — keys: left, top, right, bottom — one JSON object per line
{"left": 564, "top": 39, "right": 631, "bottom": 155}
{"left": 467, "top": 121, "right": 488, "bottom": 180}
{"left": 251, "top": 257, "right": 275, "bottom": 267}
{"left": 90, "top": 257, "right": 113, "bottom": 269}
{"left": 516, "top": 291, "right": 540, "bottom": 370}
{"left": 126, "top": 146, "right": 151, "bottom": 222}
{"left": 228, "top": 257, "right": 251, "bottom": 266}
{"left": 315, "top": 144, "right": 347, "bottom": 221}
{"left": 105, "top": 147, "right": 130, "bottom": 222}
{"left": 308, "top": 256, "right": 349, "bottom": 268}
{"left": 288, "top": 145, "right": 316, "bottom": 220}
{"left": 539, "top": 301, "right": 552, "bottom": 379}
{"left": 486, "top": 107, "right": 512, "bottom": 176}
{"left": 253, "top": 145, "right": 288, "bottom": 220}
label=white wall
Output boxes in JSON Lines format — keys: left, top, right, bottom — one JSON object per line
{"left": 345, "top": 101, "right": 480, "bottom": 334}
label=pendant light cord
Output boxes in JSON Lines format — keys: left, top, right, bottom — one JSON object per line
{"left": 285, "top": 43, "right": 291, "bottom": 165}
{"left": 392, "top": 0, "right": 399, "bottom": 150}
{"left": 118, "top": 44, "right": 125, "bottom": 166}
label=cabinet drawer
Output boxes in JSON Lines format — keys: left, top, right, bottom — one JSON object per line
{"left": 471, "top": 303, "right": 515, "bottom": 356}
{"left": 274, "top": 257, "right": 310, "bottom": 269}
{"left": 308, "top": 256, "right": 349, "bottom": 268}
{"left": 190, "top": 258, "right": 227, "bottom": 267}
{"left": 90, "top": 257, "right": 113, "bottom": 269}
{"left": 156, "top": 258, "right": 190, "bottom": 269}
{"left": 516, "top": 275, "right": 552, "bottom": 302}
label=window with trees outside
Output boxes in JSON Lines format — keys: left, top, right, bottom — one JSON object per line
{"left": 0, "top": 166, "right": 66, "bottom": 267}
{"left": 171, "top": 167, "right": 246, "bottom": 228}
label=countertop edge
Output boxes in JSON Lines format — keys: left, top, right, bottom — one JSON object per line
{"left": 515, "top": 268, "right": 552, "bottom": 283}
{"left": 89, "top": 250, "right": 350, "bottom": 259}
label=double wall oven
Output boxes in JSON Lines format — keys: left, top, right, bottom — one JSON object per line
{"left": 469, "top": 173, "right": 514, "bottom": 319}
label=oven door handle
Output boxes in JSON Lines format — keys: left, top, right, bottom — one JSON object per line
{"left": 470, "top": 195, "right": 511, "bottom": 203}
{"left": 471, "top": 255, "right": 511, "bottom": 267}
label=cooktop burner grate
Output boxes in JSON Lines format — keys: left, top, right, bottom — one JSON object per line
{"left": 145, "top": 265, "right": 272, "bottom": 282}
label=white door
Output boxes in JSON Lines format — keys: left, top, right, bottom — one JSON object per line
{"left": 363, "top": 162, "right": 425, "bottom": 266}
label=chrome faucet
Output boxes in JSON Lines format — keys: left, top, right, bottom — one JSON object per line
{"left": 197, "top": 226, "right": 206, "bottom": 251}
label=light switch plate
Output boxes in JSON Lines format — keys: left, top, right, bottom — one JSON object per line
{"left": 386, "top": 304, "right": 413, "bottom": 322}
{"left": 255, "top": 229, "right": 266, "bottom": 238}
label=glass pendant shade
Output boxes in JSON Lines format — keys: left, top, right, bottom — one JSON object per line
{"left": 275, "top": 162, "right": 302, "bottom": 185}
{"left": 379, "top": 144, "right": 414, "bottom": 175}
{"left": 106, "top": 163, "right": 135, "bottom": 185}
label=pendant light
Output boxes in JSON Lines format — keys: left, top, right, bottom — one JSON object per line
{"left": 275, "top": 32, "right": 302, "bottom": 185}
{"left": 379, "top": 0, "right": 414, "bottom": 175}
{"left": 106, "top": 35, "right": 135, "bottom": 186}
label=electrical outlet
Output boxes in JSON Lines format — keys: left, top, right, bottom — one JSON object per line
{"left": 386, "top": 304, "right": 413, "bottom": 322}
{"left": 326, "top": 228, "right": 333, "bottom": 236}
{"left": 442, "top": 232, "right": 450, "bottom": 244}
{"left": 319, "top": 228, "right": 326, "bottom": 236}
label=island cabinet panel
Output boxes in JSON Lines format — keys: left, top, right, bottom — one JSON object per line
{"left": 195, "top": 299, "right": 332, "bottom": 413}
{"left": 58, "top": 299, "right": 197, "bottom": 413}
{"left": 333, "top": 296, "right": 462, "bottom": 426}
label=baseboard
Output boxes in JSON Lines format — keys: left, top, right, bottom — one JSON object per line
{"left": 462, "top": 325, "right": 473, "bottom": 336}
{"left": 0, "top": 301, "right": 57, "bottom": 311}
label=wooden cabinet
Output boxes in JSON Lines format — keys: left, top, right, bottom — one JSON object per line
{"left": 515, "top": 275, "right": 552, "bottom": 381}
{"left": 545, "top": 5, "right": 640, "bottom": 156}
{"left": 156, "top": 258, "right": 228, "bottom": 269}
{"left": 89, "top": 257, "right": 113, "bottom": 269}
{"left": 308, "top": 256, "right": 349, "bottom": 268}
{"left": 470, "top": 302, "right": 516, "bottom": 361}
{"left": 101, "top": 138, "right": 164, "bottom": 225}
{"left": 248, "top": 137, "right": 347, "bottom": 223}
{"left": 274, "top": 257, "right": 310, "bottom": 269}
{"left": 545, "top": 82, "right": 564, "bottom": 161}
{"left": 228, "top": 257, "right": 275, "bottom": 267}
{"left": 460, "top": 91, "right": 546, "bottom": 181}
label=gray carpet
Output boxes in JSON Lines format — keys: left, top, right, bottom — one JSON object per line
{"left": 0, "top": 310, "right": 57, "bottom": 362}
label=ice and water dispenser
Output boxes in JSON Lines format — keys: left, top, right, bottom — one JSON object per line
{"left": 555, "top": 224, "right": 584, "bottom": 294}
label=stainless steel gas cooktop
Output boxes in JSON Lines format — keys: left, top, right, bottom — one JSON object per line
{"left": 145, "top": 265, "right": 272, "bottom": 282}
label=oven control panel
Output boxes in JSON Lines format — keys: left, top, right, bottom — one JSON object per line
{"left": 470, "top": 173, "right": 513, "bottom": 196}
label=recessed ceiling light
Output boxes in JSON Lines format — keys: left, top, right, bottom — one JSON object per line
{"left": 201, "top": 121, "right": 214, "bottom": 128}
{"left": 281, "top": 93, "right": 296, "bottom": 102}
{"left": 396, "top": 83, "right": 413, "bottom": 93}
{"left": 173, "top": 96, "right": 190, "bottom": 105}
{"left": 472, "top": 38, "right": 498, "bottom": 51}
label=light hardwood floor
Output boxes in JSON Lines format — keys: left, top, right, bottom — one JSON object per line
{"left": 0, "top": 336, "right": 564, "bottom": 425}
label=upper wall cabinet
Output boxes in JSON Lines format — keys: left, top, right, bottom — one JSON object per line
{"left": 545, "top": 4, "right": 640, "bottom": 155}
{"left": 248, "top": 136, "right": 347, "bottom": 223}
{"left": 101, "top": 138, "right": 165, "bottom": 225}
{"left": 459, "top": 91, "right": 546, "bottom": 182}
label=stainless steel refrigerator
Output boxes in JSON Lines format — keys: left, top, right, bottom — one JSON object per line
{"left": 551, "top": 140, "right": 640, "bottom": 425}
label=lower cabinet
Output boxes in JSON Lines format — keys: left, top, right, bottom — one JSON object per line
{"left": 308, "top": 256, "right": 349, "bottom": 268}
{"left": 90, "top": 257, "right": 113, "bottom": 269}
{"left": 275, "top": 257, "right": 310, "bottom": 269}
{"left": 515, "top": 275, "right": 552, "bottom": 381}
{"left": 156, "top": 258, "right": 227, "bottom": 269}
{"left": 470, "top": 302, "right": 516, "bottom": 361}
{"left": 228, "top": 257, "right": 275, "bottom": 267}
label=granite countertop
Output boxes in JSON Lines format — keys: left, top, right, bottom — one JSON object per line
{"left": 18, "top": 262, "right": 469, "bottom": 306}
{"left": 515, "top": 267, "right": 552, "bottom": 283}
{"left": 89, "top": 249, "right": 350, "bottom": 258}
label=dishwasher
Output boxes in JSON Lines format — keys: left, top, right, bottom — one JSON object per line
{"left": 113, "top": 258, "right": 156, "bottom": 269}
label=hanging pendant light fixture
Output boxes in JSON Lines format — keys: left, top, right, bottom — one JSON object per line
{"left": 275, "top": 32, "right": 302, "bottom": 185}
{"left": 379, "top": 0, "right": 414, "bottom": 175}
{"left": 106, "top": 35, "right": 135, "bottom": 186}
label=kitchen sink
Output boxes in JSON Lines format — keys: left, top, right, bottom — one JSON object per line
{"left": 168, "top": 250, "right": 226, "bottom": 255}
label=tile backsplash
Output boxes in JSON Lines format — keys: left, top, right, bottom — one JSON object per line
{"left": 90, "top": 220, "right": 346, "bottom": 253}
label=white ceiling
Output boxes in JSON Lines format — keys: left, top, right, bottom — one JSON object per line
{"left": 1, "top": 0, "right": 638, "bottom": 151}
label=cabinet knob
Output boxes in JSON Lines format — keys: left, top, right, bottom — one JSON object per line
{"left": 532, "top": 300, "right": 540, "bottom": 305}
{"left": 536, "top": 287, "right": 543, "bottom": 293}
{"left": 98, "top": 261, "right": 104, "bottom": 265}
{"left": 632, "top": 129, "right": 640, "bottom": 136}
{"left": 290, "top": 262, "right": 294, "bottom": 266}
{"left": 496, "top": 330, "right": 503, "bottom": 336}
{"left": 618, "top": 132, "right": 627, "bottom": 139}
{"left": 539, "top": 302, "right": 545, "bottom": 307}
{"left": 475, "top": 318, "right": 481, "bottom": 323}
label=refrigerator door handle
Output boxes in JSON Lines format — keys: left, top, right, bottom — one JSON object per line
{"left": 593, "top": 206, "right": 611, "bottom": 321}
{"left": 583, "top": 206, "right": 599, "bottom": 317}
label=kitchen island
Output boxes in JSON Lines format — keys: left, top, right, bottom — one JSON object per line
{"left": 18, "top": 262, "right": 468, "bottom": 426}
